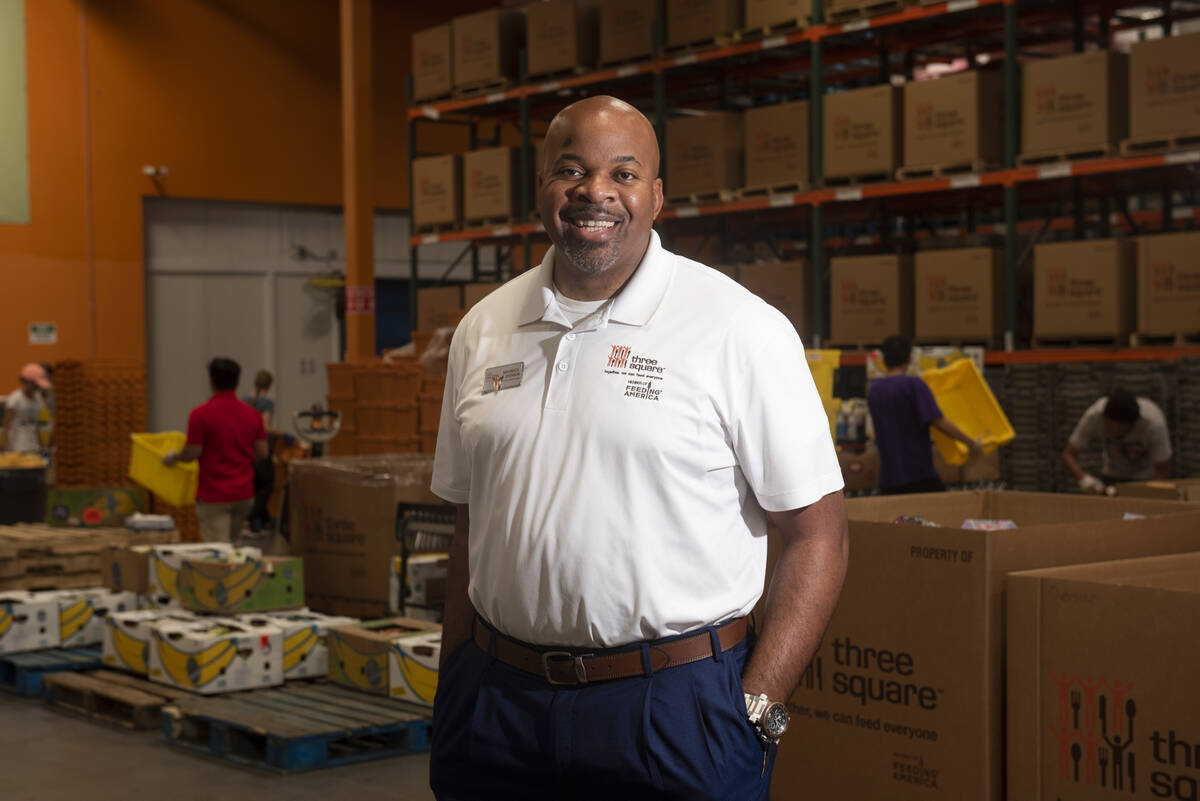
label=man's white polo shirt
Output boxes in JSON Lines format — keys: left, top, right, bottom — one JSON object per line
{"left": 432, "top": 231, "right": 843, "bottom": 648}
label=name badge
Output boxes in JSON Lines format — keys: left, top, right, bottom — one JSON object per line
{"left": 483, "top": 362, "right": 524, "bottom": 394}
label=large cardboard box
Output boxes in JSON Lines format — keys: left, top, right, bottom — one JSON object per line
{"left": 600, "top": 0, "right": 659, "bottom": 65}
{"left": 451, "top": 8, "right": 523, "bottom": 90}
{"left": 829, "top": 253, "right": 914, "bottom": 343}
{"left": 665, "top": 112, "right": 744, "bottom": 199}
{"left": 412, "top": 155, "right": 461, "bottom": 231}
{"left": 46, "top": 486, "right": 148, "bottom": 527}
{"left": 417, "top": 285, "right": 464, "bottom": 331}
{"left": 327, "top": 617, "right": 442, "bottom": 703}
{"left": 1007, "top": 552, "right": 1200, "bottom": 801}
{"left": 1136, "top": 231, "right": 1200, "bottom": 336}
{"left": 138, "top": 543, "right": 254, "bottom": 607}
{"left": 738, "top": 260, "right": 809, "bottom": 336}
{"left": 771, "top": 491, "right": 1200, "bottom": 801}
{"left": 824, "top": 84, "right": 902, "bottom": 180}
{"left": 914, "top": 248, "right": 1001, "bottom": 343}
{"left": 102, "top": 609, "right": 197, "bottom": 675}
{"left": 45, "top": 589, "right": 137, "bottom": 647}
{"left": 667, "top": 0, "right": 742, "bottom": 48}
{"left": 289, "top": 455, "right": 445, "bottom": 610}
{"left": 462, "top": 282, "right": 501, "bottom": 310}
{"left": 903, "top": 70, "right": 1003, "bottom": 172}
{"left": 1128, "top": 31, "right": 1200, "bottom": 142}
{"left": 1022, "top": 50, "right": 1128, "bottom": 158}
{"left": 1033, "top": 239, "right": 1136, "bottom": 340}
{"left": 177, "top": 555, "right": 304, "bottom": 614}
{"left": 0, "top": 591, "right": 60, "bottom": 654}
{"left": 525, "top": 0, "right": 600, "bottom": 78}
{"left": 1116, "top": 478, "right": 1200, "bottom": 502}
{"left": 838, "top": 444, "right": 879, "bottom": 491}
{"left": 411, "top": 24, "right": 453, "bottom": 102}
{"left": 148, "top": 616, "right": 284, "bottom": 694}
{"left": 744, "top": 100, "right": 809, "bottom": 191}
{"left": 240, "top": 609, "right": 356, "bottom": 680}
{"left": 744, "top": 0, "right": 811, "bottom": 30}
{"left": 463, "top": 147, "right": 519, "bottom": 223}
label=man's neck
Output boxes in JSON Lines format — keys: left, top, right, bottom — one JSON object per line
{"left": 886, "top": 367, "right": 908, "bottom": 376}
{"left": 552, "top": 241, "right": 650, "bottom": 301}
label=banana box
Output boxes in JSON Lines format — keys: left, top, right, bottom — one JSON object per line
{"left": 240, "top": 609, "right": 356, "bottom": 679}
{"left": 102, "top": 609, "right": 197, "bottom": 675}
{"left": 148, "top": 616, "right": 284, "bottom": 694}
{"left": 0, "top": 591, "right": 60, "bottom": 654}
{"left": 178, "top": 554, "right": 304, "bottom": 614}
{"left": 327, "top": 617, "right": 442, "bottom": 699}
{"left": 387, "top": 553, "right": 449, "bottom": 613}
{"left": 388, "top": 630, "right": 442, "bottom": 707}
{"left": 145, "top": 544, "right": 260, "bottom": 607}
{"left": 38, "top": 588, "right": 138, "bottom": 648}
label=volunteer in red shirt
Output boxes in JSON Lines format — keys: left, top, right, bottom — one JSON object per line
{"left": 163, "top": 358, "right": 267, "bottom": 543}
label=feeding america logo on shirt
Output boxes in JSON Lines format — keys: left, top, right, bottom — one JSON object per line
{"left": 604, "top": 344, "right": 665, "bottom": 401}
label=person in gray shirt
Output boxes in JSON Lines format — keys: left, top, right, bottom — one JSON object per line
{"left": 1062, "top": 388, "right": 1172, "bottom": 492}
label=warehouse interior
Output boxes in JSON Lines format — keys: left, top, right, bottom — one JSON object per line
{"left": 2, "top": 0, "right": 1200, "bottom": 799}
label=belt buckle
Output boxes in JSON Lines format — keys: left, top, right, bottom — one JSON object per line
{"left": 541, "top": 650, "right": 591, "bottom": 685}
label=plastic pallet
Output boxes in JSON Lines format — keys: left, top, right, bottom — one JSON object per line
{"left": 0, "top": 647, "right": 104, "bottom": 697}
{"left": 162, "top": 681, "right": 432, "bottom": 773}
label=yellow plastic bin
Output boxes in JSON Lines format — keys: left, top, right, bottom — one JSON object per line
{"left": 806, "top": 349, "right": 841, "bottom": 441}
{"left": 920, "top": 359, "right": 1015, "bottom": 466}
{"left": 128, "top": 431, "right": 198, "bottom": 506}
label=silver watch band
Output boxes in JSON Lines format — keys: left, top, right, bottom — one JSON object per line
{"left": 744, "top": 691, "right": 769, "bottom": 724}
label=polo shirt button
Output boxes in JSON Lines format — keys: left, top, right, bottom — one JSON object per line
{"left": 565, "top": 333, "right": 576, "bottom": 341}
{"left": 557, "top": 361, "right": 569, "bottom": 372}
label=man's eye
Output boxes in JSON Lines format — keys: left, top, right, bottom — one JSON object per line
{"left": 616, "top": 171, "right": 636, "bottom": 181}
{"left": 560, "top": 167, "right": 583, "bottom": 178}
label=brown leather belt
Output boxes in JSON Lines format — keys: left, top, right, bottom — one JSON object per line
{"left": 473, "top": 616, "right": 749, "bottom": 686}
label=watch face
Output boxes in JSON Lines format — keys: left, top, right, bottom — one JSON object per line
{"left": 763, "top": 702, "right": 789, "bottom": 738}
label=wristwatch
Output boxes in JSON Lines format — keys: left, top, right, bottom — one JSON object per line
{"left": 744, "top": 692, "right": 790, "bottom": 745}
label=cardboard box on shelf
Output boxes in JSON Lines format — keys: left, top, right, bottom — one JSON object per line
{"left": 102, "top": 609, "right": 197, "bottom": 675}
{"left": 1022, "top": 50, "right": 1128, "bottom": 158}
{"left": 1136, "top": 231, "right": 1200, "bottom": 336}
{"left": 45, "top": 487, "right": 148, "bottom": 527}
{"left": 525, "top": 0, "right": 600, "bottom": 78}
{"left": 451, "top": 8, "right": 523, "bottom": 90}
{"left": 148, "top": 616, "right": 284, "bottom": 694}
{"left": 43, "top": 588, "right": 137, "bottom": 648}
{"left": 1128, "top": 30, "right": 1200, "bottom": 141}
{"left": 411, "top": 24, "right": 452, "bottom": 102}
{"left": 1007, "top": 552, "right": 1200, "bottom": 800}
{"left": 667, "top": 0, "right": 742, "bottom": 48}
{"left": 1033, "top": 239, "right": 1136, "bottom": 340}
{"left": 412, "top": 155, "right": 461, "bottom": 231}
{"left": 0, "top": 591, "right": 60, "bottom": 654}
{"left": 824, "top": 84, "right": 902, "bottom": 179}
{"left": 327, "top": 617, "right": 442, "bottom": 703}
{"left": 599, "top": 0, "right": 659, "bottom": 65}
{"left": 463, "top": 282, "right": 502, "bottom": 310}
{"left": 744, "top": 0, "right": 811, "bottom": 30}
{"left": 177, "top": 555, "right": 304, "bottom": 615}
{"left": 738, "top": 260, "right": 809, "bottom": 336}
{"left": 240, "top": 609, "right": 357, "bottom": 680}
{"left": 1115, "top": 478, "right": 1200, "bottom": 502}
{"left": 771, "top": 491, "right": 1200, "bottom": 801}
{"left": 417, "top": 285, "right": 465, "bottom": 331}
{"left": 903, "top": 70, "right": 1003, "bottom": 172}
{"left": 914, "top": 248, "right": 1001, "bottom": 343}
{"left": 463, "top": 147, "right": 519, "bottom": 223}
{"left": 388, "top": 554, "right": 449, "bottom": 614}
{"left": 289, "top": 456, "right": 445, "bottom": 609}
{"left": 666, "top": 112, "right": 744, "bottom": 199}
{"left": 744, "top": 100, "right": 808, "bottom": 191}
{"left": 829, "top": 253, "right": 914, "bottom": 343}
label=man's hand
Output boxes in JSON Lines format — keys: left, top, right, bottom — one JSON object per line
{"left": 1078, "top": 474, "right": 1105, "bottom": 494}
{"left": 966, "top": 436, "right": 984, "bottom": 461}
{"left": 162, "top": 450, "right": 179, "bottom": 468}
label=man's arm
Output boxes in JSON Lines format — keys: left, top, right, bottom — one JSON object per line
{"left": 740, "top": 490, "right": 849, "bottom": 704}
{"left": 931, "top": 417, "right": 982, "bottom": 456}
{"left": 254, "top": 439, "right": 269, "bottom": 462}
{"left": 1062, "top": 442, "right": 1106, "bottom": 493}
{"left": 439, "top": 504, "right": 475, "bottom": 667}
{"left": 163, "top": 444, "right": 202, "bottom": 466}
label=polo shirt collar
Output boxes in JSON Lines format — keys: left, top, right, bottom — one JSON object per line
{"left": 518, "top": 231, "right": 674, "bottom": 328}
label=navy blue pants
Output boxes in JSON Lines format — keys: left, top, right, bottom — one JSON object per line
{"left": 429, "top": 625, "right": 776, "bottom": 800}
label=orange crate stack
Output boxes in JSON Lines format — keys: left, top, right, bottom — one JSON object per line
{"left": 325, "top": 362, "right": 357, "bottom": 398}
{"left": 356, "top": 404, "right": 419, "bottom": 438}
{"left": 353, "top": 362, "right": 420, "bottom": 404}
{"left": 53, "top": 359, "right": 146, "bottom": 487}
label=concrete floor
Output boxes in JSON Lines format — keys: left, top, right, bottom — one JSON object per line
{"left": 0, "top": 687, "right": 435, "bottom": 801}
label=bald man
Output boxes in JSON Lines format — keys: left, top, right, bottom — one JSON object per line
{"left": 429, "top": 96, "right": 847, "bottom": 800}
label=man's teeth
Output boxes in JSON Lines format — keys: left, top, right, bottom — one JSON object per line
{"left": 573, "top": 220, "right": 616, "bottom": 230}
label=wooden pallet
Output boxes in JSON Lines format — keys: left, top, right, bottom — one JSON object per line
{"left": 666, "top": 188, "right": 740, "bottom": 206}
{"left": 1016, "top": 146, "right": 1114, "bottom": 167}
{"left": 823, "top": 171, "right": 892, "bottom": 187}
{"left": 463, "top": 215, "right": 516, "bottom": 230}
{"left": 43, "top": 669, "right": 187, "bottom": 730}
{"left": 0, "top": 572, "right": 104, "bottom": 592}
{"left": 828, "top": 0, "right": 909, "bottom": 23}
{"left": 825, "top": 341, "right": 885, "bottom": 352}
{"left": 1120, "top": 132, "right": 1200, "bottom": 157}
{"left": 528, "top": 64, "right": 589, "bottom": 83}
{"left": 1130, "top": 331, "right": 1200, "bottom": 347}
{"left": 414, "top": 220, "right": 458, "bottom": 236}
{"left": 0, "top": 647, "right": 103, "bottom": 696}
{"left": 452, "top": 77, "right": 512, "bottom": 100}
{"left": 738, "top": 17, "right": 809, "bottom": 40}
{"left": 663, "top": 33, "right": 738, "bottom": 56}
{"left": 738, "top": 182, "right": 806, "bottom": 198}
{"left": 1031, "top": 335, "right": 1129, "bottom": 349}
{"left": 896, "top": 161, "right": 986, "bottom": 181}
{"left": 162, "top": 681, "right": 433, "bottom": 773}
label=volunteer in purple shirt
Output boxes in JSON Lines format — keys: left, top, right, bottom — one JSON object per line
{"left": 867, "top": 336, "right": 981, "bottom": 494}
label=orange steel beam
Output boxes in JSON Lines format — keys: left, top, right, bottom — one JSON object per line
{"left": 341, "top": 0, "right": 375, "bottom": 361}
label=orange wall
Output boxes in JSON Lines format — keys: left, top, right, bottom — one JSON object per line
{"left": 0, "top": 0, "right": 493, "bottom": 385}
